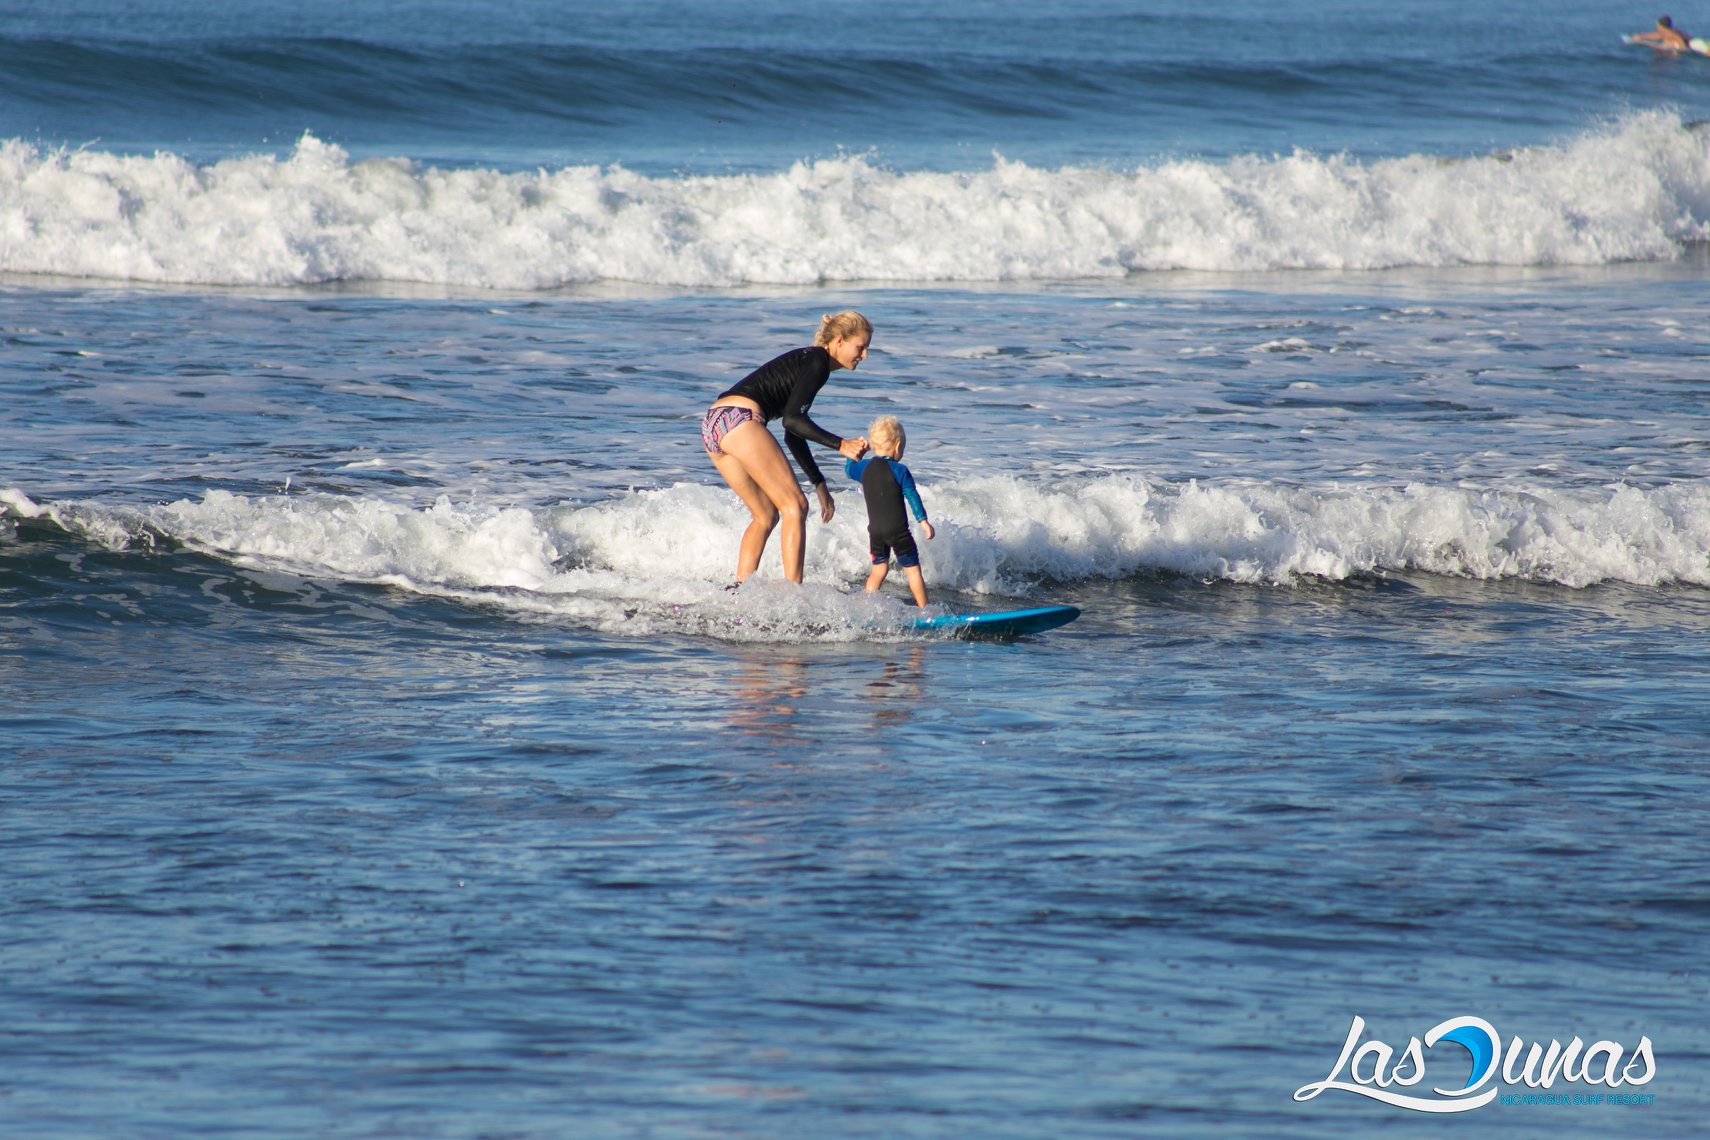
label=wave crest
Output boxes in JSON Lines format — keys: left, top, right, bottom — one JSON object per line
{"left": 9, "top": 474, "right": 1710, "bottom": 597}
{"left": 3, "top": 112, "right": 1706, "bottom": 288}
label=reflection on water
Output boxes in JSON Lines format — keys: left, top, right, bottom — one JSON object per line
{"left": 867, "top": 646, "right": 928, "bottom": 731}
{"left": 725, "top": 654, "right": 812, "bottom": 746}
{"left": 719, "top": 645, "right": 933, "bottom": 748}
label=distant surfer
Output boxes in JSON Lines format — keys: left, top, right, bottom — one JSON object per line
{"left": 845, "top": 414, "right": 935, "bottom": 607}
{"left": 702, "top": 311, "right": 872, "bottom": 585}
{"left": 1628, "top": 15, "right": 1693, "bottom": 50}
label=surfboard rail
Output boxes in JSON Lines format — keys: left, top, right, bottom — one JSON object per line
{"left": 909, "top": 604, "right": 1081, "bottom": 638}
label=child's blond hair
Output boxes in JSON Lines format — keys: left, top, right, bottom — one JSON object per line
{"left": 868, "top": 414, "right": 906, "bottom": 457}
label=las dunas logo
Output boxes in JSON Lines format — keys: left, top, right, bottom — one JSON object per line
{"left": 1294, "top": 1016, "right": 1656, "bottom": 1113}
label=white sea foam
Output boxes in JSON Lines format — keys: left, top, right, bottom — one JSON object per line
{"left": 3, "top": 112, "right": 1705, "bottom": 289}
{"left": 9, "top": 476, "right": 1710, "bottom": 642}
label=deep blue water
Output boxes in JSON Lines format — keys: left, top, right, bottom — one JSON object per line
{"left": 4, "top": 0, "right": 1709, "bottom": 171}
{"left": 4, "top": 1, "right": 1710, "bottom": 1136}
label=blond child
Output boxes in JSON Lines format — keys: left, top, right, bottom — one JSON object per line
{"left": 844, "top": 415, "right": 935, "bottom": 606}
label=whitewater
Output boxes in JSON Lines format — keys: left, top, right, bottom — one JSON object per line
{"left": 9, "top": 472, "right": 1710, "bottom": 624}
{"left": 4, "top": 112, "right": 1708, "bottom": 288}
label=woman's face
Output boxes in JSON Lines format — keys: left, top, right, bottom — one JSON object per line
{"left": 826, "top": 333, "right": 871, "bottom": 371}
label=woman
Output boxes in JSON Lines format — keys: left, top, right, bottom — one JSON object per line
{"left": 1631, "top": 15, "right": 1692, "bottom": 50}
{"left": 701, "top": 311, "right": 872, "bottom": 585}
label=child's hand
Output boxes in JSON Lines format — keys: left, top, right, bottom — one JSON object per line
{"left": 839, "top": 436, "right": 868, "bottom": 460}
{"left": 920, "top": 519, "right": 935, "bottom": 540}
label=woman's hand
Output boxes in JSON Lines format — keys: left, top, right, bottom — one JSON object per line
{"left": 838, "top": 436, "right": 867, "bottom": 460}
{"left": 816, "top": 482, "right": 836, "bottom": 523}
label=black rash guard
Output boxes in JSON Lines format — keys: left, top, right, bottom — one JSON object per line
{"left": 717, "top": 346, "right": 844, "bottom": 486}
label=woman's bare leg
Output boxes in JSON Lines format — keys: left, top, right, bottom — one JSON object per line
{"left": 709, "top": 420, "right": 810, "bottom": 582}
{"left": 710, "top": 451, "right": 777, "bottom": 581}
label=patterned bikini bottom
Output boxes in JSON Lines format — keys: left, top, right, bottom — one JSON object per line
{"left": 700, "top": 404, "right": 757, "bottom": 456}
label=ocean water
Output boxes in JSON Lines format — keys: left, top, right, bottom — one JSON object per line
{"left": 3, "top": 1, "right": 1710, "bottom": 1136}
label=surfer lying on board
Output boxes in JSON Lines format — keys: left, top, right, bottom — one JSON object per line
{"left": 702, "top": 311, "right": 871, "bottom": 585}
{"left": 1629, "top": 15, "right": 1692, "bottom": 50}
{"left": 846, "top": 414, "right": 935, "bottom": 607}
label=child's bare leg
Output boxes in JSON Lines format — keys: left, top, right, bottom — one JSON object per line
{"left": 903, "top": 566, "right": 928, "bottom": 607}
{"left": 864, "top": 561, "right": 890, "bottom": 593}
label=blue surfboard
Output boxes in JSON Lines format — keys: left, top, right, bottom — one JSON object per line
{"left": 910, "top": 604, "right": 1080, "bottom": 637}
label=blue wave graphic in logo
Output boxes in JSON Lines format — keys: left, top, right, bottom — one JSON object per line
{"left": 1438, "top": 1024, "right": 1496, "bottom": 1091}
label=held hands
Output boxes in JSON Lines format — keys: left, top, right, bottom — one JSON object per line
{"left": 821, "top": 437, "right": 867, "bottom": 522}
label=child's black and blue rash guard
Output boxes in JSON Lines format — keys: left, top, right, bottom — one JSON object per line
{"left": 845, "top": 455, "right": 927, "bottom": 542}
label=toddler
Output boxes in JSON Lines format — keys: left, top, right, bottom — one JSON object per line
{"left": 845, "top": 415, "right": 935, "bottom": 606}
